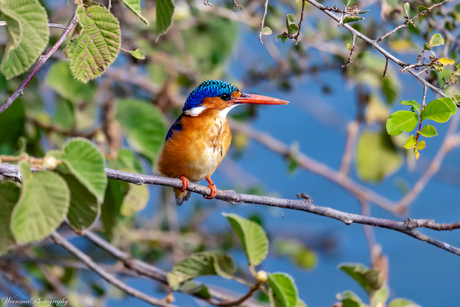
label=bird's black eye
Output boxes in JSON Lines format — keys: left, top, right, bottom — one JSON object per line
{"left": 220, "top": 93, "right": 231, "bottom": 101}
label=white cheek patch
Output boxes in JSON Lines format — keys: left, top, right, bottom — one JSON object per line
{"left": 219, "top": 104, "right": 238, "bottom": 118}
{"left": 184, "top": 106, "right": 207, "bottom": 116}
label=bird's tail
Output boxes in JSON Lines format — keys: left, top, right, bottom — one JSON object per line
{"left": 174, "top": 188, "right": 191, "bottom": 206}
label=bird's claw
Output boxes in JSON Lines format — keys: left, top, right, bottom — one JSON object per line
{"left": 179, "top": 176, "right": 189, "bottom": 192}
{"left": 204, "top": 183, "right": 216, "bottom": 199}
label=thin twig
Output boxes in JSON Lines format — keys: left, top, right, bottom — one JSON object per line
{"left": 339, "top": 121, "right": 359, "bottom": 175}
{"left": 49, "top": 232, "right": 178, "bottom": 307}
{"left": 0, "top": 21, "right": 67, "bottom": 29}
{"left": 376, "top": 0, "right": 449, "bottom": 42}
{"left": 342, "top": 34, "right": 357, "bottom": 68}
{"left": 305, "top": 0, "right": 453, "bottom": 105}
{"left": 259, "top": 0, "right": 269, "bottom": 44}
{"left": 294, "top": 0, "right": 306, "bottom": 45}
{"left": 232, "top": 0, "right": 243, "bottom": 11}
{"left": 0, "top": 14, "right": 78, "bottom": 116}
{"left": 82, "top": 230, "right": 264, "bottom": 307}
{"left": 382, "top": 57, "right": 389, "bottom": 77}
{"left": 215, "top": 281, "right": 261, "bottom": 307}
{"left": 2, "top": 163, "right": 460, "bottom": 257}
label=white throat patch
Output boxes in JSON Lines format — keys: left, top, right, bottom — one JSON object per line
{"left": 184, "top": 106, "right": 207, "bottom": 117}
{"left": 219, "top": 104, "right": 238, "bottom": 118}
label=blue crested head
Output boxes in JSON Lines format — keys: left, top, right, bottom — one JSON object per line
{"left": 183, "top": 80, "right": 239, "bottom": 111}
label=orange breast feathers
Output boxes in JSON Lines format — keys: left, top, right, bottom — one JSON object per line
{"left": 156, "top": 108, "right": 232, "bottom": 182}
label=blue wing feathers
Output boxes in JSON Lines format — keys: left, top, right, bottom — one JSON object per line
{"left": 166, "top": 115, "right": 183, "bottom": 141}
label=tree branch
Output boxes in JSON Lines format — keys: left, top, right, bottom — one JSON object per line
{"left": 305, "top": 0, "right": 457, "bottom": 107}
{"left": 2, "top": 163, "right": 460, "bottom": 257}
{"left": 0, "top": 13, "right": 78, "bottom": 116}
{"left": 48, "top": 232, "right": 178, "bottom": 307}
{"left": 0, "top": 21, "right": 67, "bottom": 29}
{"left": 258, "top": 0, "right": 270, "bottom": 44}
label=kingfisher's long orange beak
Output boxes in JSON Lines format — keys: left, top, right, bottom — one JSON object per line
{"left": 231, "top": 93, "right": 289, "bottom": 105}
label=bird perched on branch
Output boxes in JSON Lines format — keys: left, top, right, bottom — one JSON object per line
{"left": 157, "top": 80, "right": 289, "bottom": 205}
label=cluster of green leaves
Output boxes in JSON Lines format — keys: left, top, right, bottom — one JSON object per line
{"left": 0, "top": 0, "right": 174, "bottom": 82}
{"left": 336, "top": 263, "right": 419, "bottom": 307}
{"left": 386, "top": 97, "right": 456, "bottom": 159}
{"left": 167, "top": 213, "right": 306, "bottom": 307}
{"left": 0, "top": 139, "right": 106, "bottom": 253}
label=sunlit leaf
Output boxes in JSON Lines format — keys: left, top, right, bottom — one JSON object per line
{"left": 263, "top": 26, "right": 273, "bottom": 35}
{"left": 419, "top": 124, "right": 437, "bottom": 137}
{"left": 167, "top": 252, "right": 236, "bottom": 289}
{"left": 0, "top": 0, "right": 49, "bottom": 79}
{"left": 120, "top": 0, "right": 149, "bottom": 25}
{"left": 268, "top": 273, "right": 298, "bottom": 307}
{"left": 417, "top": 140, "right": 426, "bottom": 151}
{"left": 371, "top": 285, "right": 389, "bottom": 305}
{"left": 421, "top": 97, "right": 457, "bottom": 123}
{"left": 343, "top": 16, "right": 364, "bottom": 23}
{"left": 11, "top": 162, "right": 70, "bottom": 244}
{"left": 429, "top": 33, "right": 444, "bottom": 47}
{"left": 120, "top": 184, "right": 149, "bottom": 216}
{"left": 438, "top": 58, "right": 454, "bottom": 66}
{"left": 400, "top": 100, "right": 420, "bottom": 111}
{"left": 126, "top": 48, "right": 146, "bottom": 60}
{"left": 404, "top": 135, "right": 416, "bottom": 149}
{"left": 386, "top": 111, "right": 418, "bottom": 135}
{"left": 223, "top": 213, "right": 269, "bottom": 266}
{"left": 65, "top": 5, "right": 121, "bottom": 83}
{"left": 336, "top": 291, "right": 363, "bottom": 307}
{"left": 403, "top": 2, "right": 410, "bottom": 17}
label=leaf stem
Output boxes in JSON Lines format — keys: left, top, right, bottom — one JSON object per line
{"left": 0, "top": 13, "right": 78, "bottom": 116}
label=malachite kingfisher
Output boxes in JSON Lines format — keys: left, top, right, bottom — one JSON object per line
{"left": 157, "top": 80, "right": 289, "bottom": 205}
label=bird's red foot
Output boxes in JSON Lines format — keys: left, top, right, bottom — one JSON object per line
{"left": 179, "top": 175, "right": 189, "bottom": 192}
{"left": 204, "top": 177, "right": 217, "bottom": 199}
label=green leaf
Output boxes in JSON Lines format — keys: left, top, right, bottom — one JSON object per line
{"left": 11, "top": 162, "right": 70, "bottom": 244}
{"left": 120, "top": 184, "right": 149, "bottom": 216}
{"left": 58, "top": 168, "right": 100, "bottom": 232}
{"left": 418, "top": 6, "right": 429, "bottom": 12}
{"left": 62, "top": 138, "right": 108, "bottom": 204}
{"left": 0, "top": 99, "right": 25, "bottom": 148}
{"left": 417, "top": 140, "right": 426, "bottom": 151}
{"left": 421, "top": 97, "right": 457, "bottom": 123}
{"left": 338, "top": 263, "right": 372, "bottom": 294}
{"left": 288, "top": 24, "right": 299, "bottom": 35}
{"left": 276, "top": 240, "right": 317, "bottom": 270}
{"left": 156, "top": 0, "right": 175, "bottom": 41}
{"left": 336, "top": 291, "right": 363, "bottom": 307}
{"left": 0, "top": 0, "right": 49, "bottom": 79}
{"left": 101, "top": 179, "right": 127, "bottom": 238}
{"left": 45, "top": 61, "right": 96, "bottom": 104}
{"left": 263, "top": 26, "right": 273, "bottom": 35}
{"left": 423, "top": 43, "right": 431, "bottom": 50}
{"left": 403, "top": 2, "right": 410, "bottom": 16}
{"left": 65, "top": 5, "right": 121, "bottom": 83}
{"left": 419, "top": 124, "right": 438, "bottom": 137}
{"left": 267, "top": 273, "right": 298, "bottom": 307}
{"left": 371, "top": 285, "right": 389, "bottom": 305}
{"left": 119, "top": 0, "right": 149, "bottom": 25}
{"left": 222, "top": 213, "right": 269, "bottom": 266}
{"left": 176, "top": 281, "right": 211, "bottom": 300}
{"left": 389, "top": 298, "right": 420, "bottom": 307}
{"left": 167, "top": 252, "right": 236, "bottom": 289}
{"left": 356, "top": 131, "right": 401, "bottom": 182}
{"left": 0, "top": 182, "right": 20, "bottom": 254}
{"left": 400, "top": 100, "right": 420, "bottom": 111}
{"left": 404, "top": 135, "right": 416, "bottom": 149}
{"left": 126, "top": 48, "right": 146, "bottom": 60}
{"left": 429, "top": 33, "right": 444, "bottom": 47}
{"left": 115, "top": 99, "right": 168, "bottom": 163}
{"left": 343, "top": 16, "right": 364, "bottom": 23}
{"left": 286, "top": 14, "right": 296, "bottom": 27}
{"left": 453, "top": 95, "right": 460, "bottom": 103}
{"left": 295, "top": 299, "right": 307, "bottom": 307}
{"left": 110, "top": 148, "right": 143, "bottom": 173}
{"left": 386, "top": 110, "right": 419, "bottom": 136}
